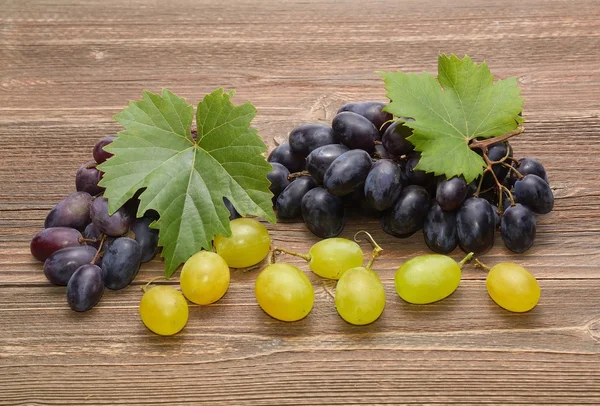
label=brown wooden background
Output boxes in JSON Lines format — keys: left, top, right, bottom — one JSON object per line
{"left": 2, "top": 0, "right": 600, "bottom": 404}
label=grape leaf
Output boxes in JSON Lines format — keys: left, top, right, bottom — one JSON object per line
{"left": 98, "top": 88, "right": 275, "bottom": 277}
{"left": 380, "top": 54, "right": 524, "bottom": 183}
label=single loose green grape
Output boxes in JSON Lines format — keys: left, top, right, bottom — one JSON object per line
{"left": 308, "top": 238, "right": 364, "bottom": 279}
{"left": 180, "top": 251, "right": 230, "bottom": 305}
{"left": 486, "top": 262, "right": 540, "bottom": 312}
{"left": 139, "top": 285, "right": 189, "bottom": 336}
{"left": 255, "top": 263, "right": 314, "bottom": 322}
{"left": 214, "top": 218, "right": 271, "bottom": 268}
{"left": 394, "top": 254, "right": 462, "bottom": 304}
{"left": 335, "top": 266, "right": 385, "bottom": 325}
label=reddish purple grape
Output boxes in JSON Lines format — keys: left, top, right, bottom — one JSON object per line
{"left": 93, "top": 136, "right": 117, "bottom": 164}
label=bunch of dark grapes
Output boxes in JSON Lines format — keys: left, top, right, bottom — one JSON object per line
{"left": 267, "top": 101, "right": 554, "bottom": 255}
{"left": 30, "top": 136, "right": 159, "bottom": 312}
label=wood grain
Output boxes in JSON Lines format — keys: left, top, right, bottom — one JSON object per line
{"left": 1, "top": 0, "right": 600, "bottom": 404}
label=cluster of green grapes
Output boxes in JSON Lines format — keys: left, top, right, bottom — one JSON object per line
{"left": 138, "top": 218, "right": 541, "bottom": 336}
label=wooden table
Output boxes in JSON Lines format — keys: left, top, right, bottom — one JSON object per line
{"left": 2, "top": 0, "right": 600, "bottom": 404}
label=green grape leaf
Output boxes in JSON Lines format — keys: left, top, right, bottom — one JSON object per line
{"left": 98, "top": 88, "right": 275, "bottom": 277}
{"left": 380, "top": 54, "right": 524, "bottom": 183}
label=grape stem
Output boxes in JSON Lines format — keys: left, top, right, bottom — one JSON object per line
{"left": 468, "top": 126, "right": 524, "bottom": 151}
{"left": 458, "top": 252, "right": 474, "bottom": 269}
{"left": 473, "top": 258, "right": 492, "bottom": 272}
{"left": 271, "top": 247, "right": 311, "bottom": 262}
{"left": 287, "top": 170, "right": 310, "bottom": 181}
{"left": 354, "top": 231, "right": 383, "bottom": 269}
{"left": 90, "top": 234, "right": 107, "bottom": 265}
{"left": 141, "top": 276, "right": 170, "bottom": 293}
{"left": 502, "top": 162, "right": 524, "bottom": 179}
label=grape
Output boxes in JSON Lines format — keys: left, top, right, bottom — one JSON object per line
{"left": 456, "top": 198, "right": 495, "bottom": 255}
{"left": 131, "top": 216, "right": 159, "bottom": 262}
{"left": 255, "top": 263, "right": 314, "bottom": 322}
{"left": 139, "top": 285, "right": 189, "bottom": 335}
{"left": 93, "top": 136, "right": 117, "bottom": 164}
{"left": 513, "top": 174, "right": 554, "bottom": 214}
{"left": 43, "top": 245, "right": 98, "bottom": 286}
{"left": 372, "top": 144, "right": 394, "bottom": 159}
{"left": 501, "top": 204, "right": 536, "bottom": 253}
{"left": 423, "top": 202, "right": 458, "bottom": 254}
{"left": 405, "top": 153, "right": 433, "bottom": 186}
{"left": 515, "top": 158, "right": 548, "bottom": 183}
{"left": 335, "top": 267, "right": 385, "bottom": 325}
{"left": 486, "top": 262, "right": 540, "bottom": 312}
{"left": 180, "top": 251, "right": 230, "bottom": 305}
{"left": 488, "top": 141, "right": 513, "bottom": 161}
{"left": 306, "top": 144, "right": 349, "bottom": 183}
{"left": 44, "top": 191, "right": 92, "bottom": 231}
{"left": 300, "top": 187, "right": 345, "bottom": 238}
{"left": 267, "top": 143, "right": 305, "bottom": 173}
{"left": 307, "top": 238, "right": 363, "bottom": 280}
{"left": 323, "top": 149, "right": 372, "bottom": 196}
{"left": 364, "top": 159, "right": 403, "bottom": 211}
{"left": 332, "top": 112, "right": 379, "bottom": 151}
{"left": 223, "top": 197, "right": 240, "bottom": 220}
{"left": 276, "top": 176, "right": 317, "bottom": 219}
{"left": 102, "top": 237, "right": 142, "bottom": 290}
{"left": 337, "top": 101, "right": 392, "bottom": 134}
{"left": 436, "top": 176, "right": 467, "bottom": 211}
{"left": 394, "top": 254, "right": 462, "bottom": 304}
{"left": 214, "top": 218, "right": 271, "bottom": 268}
{"left": 382, "top": 121, "right": 414, "bottom": 156}
{"left": 66, "top": 264, "right": 105, "bottom": 312}
{"left": 381, "top": 185, "right": 430, "bottom": 237}
{"left": 31, "top": 227, "right": 82, "bottom": 262}
{"left": 82, "top": 223, "right": 102, "bottom": 248}
{"left": 266, "top": 162, "right": 290, "bottom": 202}
{"left": 289, "top": 124, "right": 335, "bottom": 156}
{"left": 76, "top": 161, "right": 104, "bottom": 195}
{"left": 90, "top": 197, "right": 132, "bottom": 237}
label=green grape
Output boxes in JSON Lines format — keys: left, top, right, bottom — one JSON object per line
{"left": 139, "top": 285, "right": 189, "bottom": 336}
{"left": 335, "top": 266, "right": 385, "bottom": 325}
{"left": 308, "top": 238, "right": 364, "bottom": 279}
{"left": 255, "top": 263, "right": 314, "bottom": 322}
{"left": 394, "top": 254, "right": 462, "bottom": 304}
{"left": 214, "top": 218, "right": 271, "bottom": 268}
{"left": 486, "top": 262, "right": 540, "bottom": 312}
{"left": 180, "top": 251, "right": 230, "bottom": 305}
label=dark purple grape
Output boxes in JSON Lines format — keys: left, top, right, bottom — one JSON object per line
{"left": 67, "top": 264, "right": 104, "bottom": 312}
{"left": 276, "top": 176, "right": 317, "bottom": 219}
{"left": 93, "top": 136, "right": 117, "bottom": 164}
{"left": 514, "top": 174, "right": 554, "bottom": 214}
{"left": 436, "top": 177, "right": 468, "bottom": 211}
{"left": 332, "top": 112, "right": 379, "bottom": 151}
{"left": 372, "top": 144, "right": 394, "bottom": 159}
{"left": 102, "top": 237, "right": 142, "bottom": 290}
{"left": 381, "top": 185, "right": 430, "bottom": 237}
{"left": 363, "top": 159, "right": 403, "bottom": 211}
{"left": 83, "top": 223, "right": 102, "bottom": 248}
{"left": 515, "top": 158, "right": 548, "bottom": 183}
{"left": 337, "top": 101, "right": 392, "bottom": 135}
{"left": 288, "top": 124, "right": 335, "bottom": 157}
{"left": 43, "top": 245, "right": 98, "bottom": 286}
{"left": 76, "top": 161, "right": 104, "bottom": 196}
{"left": 223, "top": 197, "right": 240, "bottom": 220}
{"left": 31, "top": 227, "right": 82, "bottom": 262}
{"left": 456, "top": 198, "right": 495, "bottom": 255}
{"left": 45, "top": 192, "right": 92, "bottom": 231}
{"left": 424, "top": 202, "right": 458, "bottom": 254}
{"left": 488, "top": 141, "right": 513, "bottom": 161}
{"left": 306, "top": 144, "right": 349, "bottom": 183}
{"left": 382, "top": 121, "right": 414, "bottom": 156}
{"left": 131, "top": 216, "right": 159, "bottom": 263}
{"left": 501, "top": 203, "right": 536, "bottom": 253}
{"left": 323, "top": 149, "right": 372, "bottom": 196}
{"left": 90, "top": 197, "right": 132, "bottom": 237}
{"left": 267, "top": 144, "right": 305, "bottom": 173}
{"left": 267, "top": 162, "right": 290, "bottom": 202}
{"left": 301, "top": 187, "right": 344, "bottom": 238}
{"left": 405, "top": 153, "right": 433, "bottom": 186}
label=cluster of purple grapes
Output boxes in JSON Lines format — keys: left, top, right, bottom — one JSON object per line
{"left": 266, "top": 101, "right": 554, "bottom": 255}
{"left": 30, "top": 137, "right": 159, "bottom": 312}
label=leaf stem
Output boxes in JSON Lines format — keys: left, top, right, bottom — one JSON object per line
{"left": 354, "top": 231, "right": 383, "bottom": 269}
{"left": 469, "top": 126, "right": 524, "bottom": 151}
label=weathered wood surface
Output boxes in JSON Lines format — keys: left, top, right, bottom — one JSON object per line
{"left": 1, "top": 0, "right": 600, "bottom": 404}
